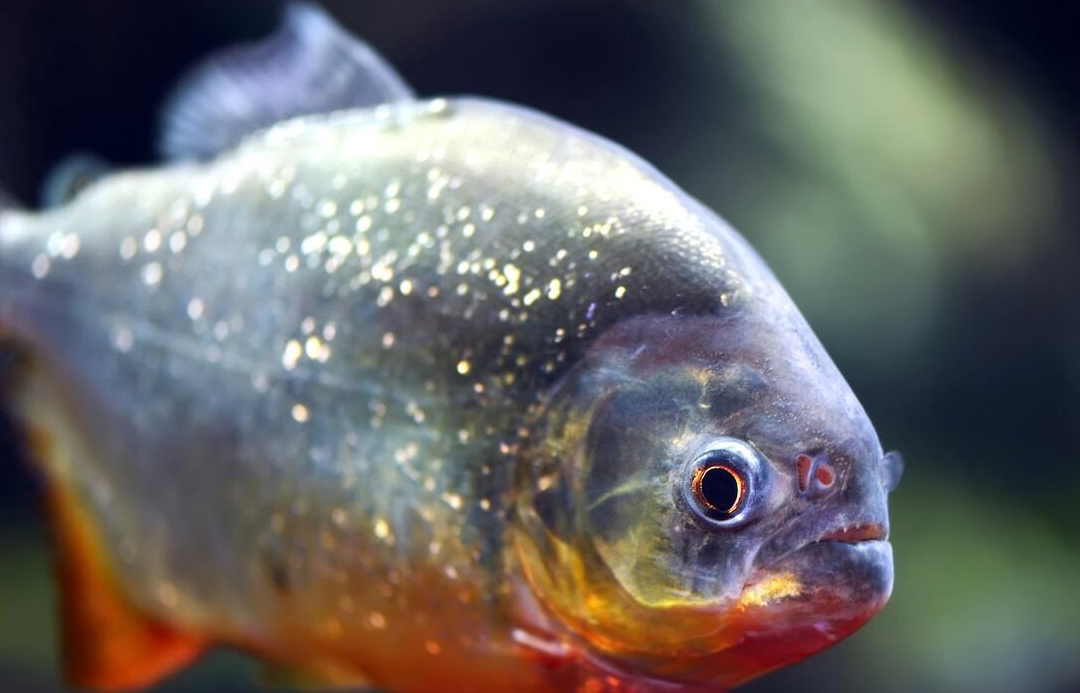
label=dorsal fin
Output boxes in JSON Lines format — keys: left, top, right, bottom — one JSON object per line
{"left": 159, "top": 3, "right": 414, "bottom": 161}
{"left": 41, "top": 153, "right": 112, "bottom": 208}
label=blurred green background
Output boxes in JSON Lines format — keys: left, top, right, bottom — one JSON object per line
{"left": 1, "top": 1, "right": 1077, "bottom": 692}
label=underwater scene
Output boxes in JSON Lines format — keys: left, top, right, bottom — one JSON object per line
{"left": 0, "top": 1, "right": 1077, "bottom": 692}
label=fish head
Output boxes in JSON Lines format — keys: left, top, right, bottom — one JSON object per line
{"left": 513, "top": 305, "right": 901, "bottom": 689}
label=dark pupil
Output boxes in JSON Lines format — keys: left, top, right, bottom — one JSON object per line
{"left": 700, "top": 466, "right": 740, "bottom": 515}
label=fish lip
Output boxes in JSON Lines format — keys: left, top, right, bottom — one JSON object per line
{"left": 815, "top": 522, "right": 887, "bottom": 544}
{"left": 751, "top": 518, "right": 890, "bottom": 572}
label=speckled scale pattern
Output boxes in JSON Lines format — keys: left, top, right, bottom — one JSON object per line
{"left": 0, "top": 97, "right": 791, "bottom": 664}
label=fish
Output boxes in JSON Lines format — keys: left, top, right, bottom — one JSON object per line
{"left": 0, "top": 5, "right": 903, "bottom": 692}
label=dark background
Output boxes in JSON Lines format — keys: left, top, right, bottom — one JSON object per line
{"left": 1, "top": 1, "right": 1078, "bottom": 692}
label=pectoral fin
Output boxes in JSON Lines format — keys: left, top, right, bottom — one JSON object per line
{"left": 11, "top": 359, "right": 208, "bottom": 691}
{"left": 42, "top": 454, "right": 207, "bottom": 691}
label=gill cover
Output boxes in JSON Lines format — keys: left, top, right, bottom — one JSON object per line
{"left": 515, "top": 316, "right": 796, "bottom": 658}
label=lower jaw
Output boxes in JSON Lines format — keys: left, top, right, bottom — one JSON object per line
{"left": 573, "top": 603, "right": 886, "bottom": 693}
{"left": 535, "top": 541, "right": 895, "bottom": 692}
{"left": 797, "top": 539, "right": 894, "bottom": 611}
{"left": 745, "top": 539, "right": 894, "bottom": 613}
{"left": 663, "top": 539, "right": 895, "bottom": 689}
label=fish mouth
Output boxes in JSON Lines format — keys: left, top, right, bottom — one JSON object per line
{"left": 816, "top": 522, "right": 887, "bottom": 544}
{"left": 754, "top": 519, "right": 890, "bottom": 570}
{"left": 740, "top": 520, "right": 893, "bottom": 614}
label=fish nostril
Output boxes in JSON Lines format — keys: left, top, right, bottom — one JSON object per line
{"left": 814, "top": 462, "right": 836, "bottom": 488}
{"left": 796, "top": 454, "right": 813, "bottom": 493}
{"left": 797, "top": 453, "right": 836, "bottom": 497}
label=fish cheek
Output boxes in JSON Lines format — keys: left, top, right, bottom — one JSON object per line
{"left": 512, "top": 368, "right": 689, "bottom": 652}
{"left": 578, "top": 361, "right": 775, "bottom": 593}
{"left": 582, "top": 364, "right": 807, "bottom": 613}
{"left": 581, "top": 382, "right": 697, "bottom": 606}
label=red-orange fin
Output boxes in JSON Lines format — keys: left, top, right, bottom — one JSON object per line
{"left": 44, "top": 479, "right": 207, "bottom": 691}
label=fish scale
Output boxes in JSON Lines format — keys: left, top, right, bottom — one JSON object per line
{"left": 1, "top": 94, "right": 751, "bottom": 653}
{"left": 0, "top": 6, "right": 899, "bottom": 693}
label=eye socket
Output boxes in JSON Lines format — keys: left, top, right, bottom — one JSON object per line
{"left": 691, "top": 464, "right": 745, "bottom": 519}
{"left": 683, "top": 439, "right": 764, "bottom": 526}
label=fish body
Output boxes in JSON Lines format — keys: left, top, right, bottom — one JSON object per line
{"left": 0, "top": 6, "right": 900, "bottom": 692}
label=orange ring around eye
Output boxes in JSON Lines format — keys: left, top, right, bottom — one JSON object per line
{"left": 691, "top": 464, "right": 746, "bottom": 516}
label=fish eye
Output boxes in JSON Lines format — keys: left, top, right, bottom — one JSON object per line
{"left": 691, "top": 463, "right": 744, "bottom": 517}
{"left": 684, "top": 439, "right": 763, "bottom": 525}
